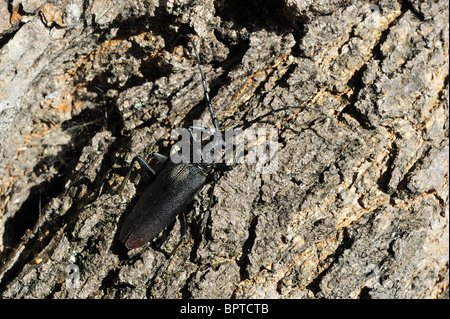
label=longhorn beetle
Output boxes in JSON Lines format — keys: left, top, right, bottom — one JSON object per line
{"left": 118, "top": 36, "right": 338, "bottom": 251}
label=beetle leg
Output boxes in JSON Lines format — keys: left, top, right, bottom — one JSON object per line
{"left": 155, "top": 213, "right": 187, "bottom": 277}
{"left": 118, "top": 155, "right": 156, "bottom": 193}
{"left": 213, "top": 162, "right": 235, "bottom": 171}
{"left": 169, "top": 212, "right": 187, "bottom": 257}
{"left": 150, "top": 152, "right": 168, "bottom": 164}
{"left": 188, "top": 126, "right": 204, "bottom": 143}
{"left": 198, "top": 161, "right": 237, "bottom": 236}
{"left": 200, "top": 173, "right": 217, "bottom": 236}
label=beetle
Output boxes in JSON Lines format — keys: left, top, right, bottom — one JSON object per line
{"left": 118, "top": 36, "right": 338, "bottom": 250}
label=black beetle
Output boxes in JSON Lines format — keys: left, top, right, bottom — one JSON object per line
{"left": 118, "top": 37, "right": 338, "bottom": 250}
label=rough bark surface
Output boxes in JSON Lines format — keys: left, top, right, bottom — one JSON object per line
{"left": 0, "top": 0, "right": 448, "bottom": 299}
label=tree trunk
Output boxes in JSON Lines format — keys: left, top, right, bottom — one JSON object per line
{"left": 0, "top": 0, "right": 448, "bottom": 299}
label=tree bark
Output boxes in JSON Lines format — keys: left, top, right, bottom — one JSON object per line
{"left": 0, "top": 0, "right": 448, "bottom": 299}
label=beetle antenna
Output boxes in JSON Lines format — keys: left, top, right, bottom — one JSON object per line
{"left": 245, "top": 105, "right": 339, "bottom": 130}
{"left": 186, "top": 36, "right": 221, "bottom": 131}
